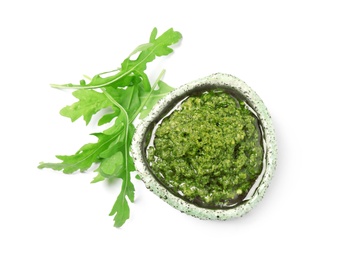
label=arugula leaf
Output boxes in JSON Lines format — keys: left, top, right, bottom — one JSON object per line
{"left": 98, "top": 110, "right": 120, "bottom": 126}
{"left": 121, "top": 28, "right": 181, "bottom": 78}
{"left": 139, "top": 80, "right": 174, "bottom": 119}
{"left": 50, "top": 28, "right": 182, "bottom": 90}
{"left": 38, "top": 130, "right": 123, "bottom": 174}
{"left": 109, "top": 178, "right": 135, "bottom": 227}
{"left": 60, "top": 89, "right": 112, "bottom": 124}
{"left": 38, "top": 27, "right": 182, "bottom": 227}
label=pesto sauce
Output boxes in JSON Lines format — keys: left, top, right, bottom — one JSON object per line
{"left": 146, "top": 89, "right": 264, "bottom": 208}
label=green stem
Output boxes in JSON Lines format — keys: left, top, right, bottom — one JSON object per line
{"left": 51, "top": 70, "right": 126, "bottom": 90}
{"left": 102, "top": 88, "right": 131, "bottom": 202}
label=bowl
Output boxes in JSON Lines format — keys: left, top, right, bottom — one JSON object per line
{"left": 132, "top": 73, "right": 277, "bottom": 220}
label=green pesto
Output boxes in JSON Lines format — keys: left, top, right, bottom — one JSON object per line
{"left": 147, "top": 89, "right": 264, "bottom": 208}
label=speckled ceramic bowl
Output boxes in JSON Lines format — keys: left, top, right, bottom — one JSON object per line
{"left": 132, "top": 73, "right": 277, "bottom": 220}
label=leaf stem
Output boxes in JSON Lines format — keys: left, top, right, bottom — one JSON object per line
{"left": 102, "top": 88, "right": 131, "bottom": 206}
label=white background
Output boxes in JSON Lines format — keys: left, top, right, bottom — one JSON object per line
{"left": 1, "top": 0, "right": 338, "bottom": 259}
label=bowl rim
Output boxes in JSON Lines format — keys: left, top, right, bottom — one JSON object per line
{"left": 132, "top": 73, "right": 277, "bottom": 220}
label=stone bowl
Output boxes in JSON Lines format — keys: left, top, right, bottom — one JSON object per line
{"left": 132, "top": 73, "right": 277, "bottom": 220}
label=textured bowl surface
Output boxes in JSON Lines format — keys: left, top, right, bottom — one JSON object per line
{"left": 132, "top": 73, "right": 277, "bottom": 220}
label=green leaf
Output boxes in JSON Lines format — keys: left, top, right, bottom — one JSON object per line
{"left": 50, "top": 28, "right": 181, "bottom": 91}
{"left": 121, "top": 28, "right": 182, "bottom": 74}
{"left": 91, "top": 172, "right": 105, "bottom": 183}
{"left": 99, "top": 141, "right": 124, "bottom": 159}
{"left": 128, "top": 43, "right": 154, "bottom": 58}
{"left": 38, "top": 131, "right": 122, "bottom": 174}
{"left": 109, "top": 179, "right": 135, "bottom": 228}
{"left": 100, "top": 151, "right": 124, "bottom": 177}
{"left": 102, "top": 117, "right": 124, "bottom": 135}
{"left": 60, "top": 89, "right": 112, "bottom": 125}
{"left": 121, "top": 84, "right": 141, "bottom": 118}
{"left": 149, "top": 27, "right": 157, "bottom": 42}
{"left": 98, "top": 110, "right": 120, "bottom": 126}
{"left": 39, "top": 27, "right": 182, "bottom": 228}
{"left": 139, "top": 80, "right": 174, "bottom": 119}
